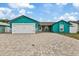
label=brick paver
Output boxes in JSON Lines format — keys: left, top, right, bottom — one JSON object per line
{"left": 0, "top": 33, "right": 79, "bottom": 56}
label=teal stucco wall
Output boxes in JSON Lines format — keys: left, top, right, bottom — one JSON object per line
{"left": 51, "top": 20, "right": 70, "bottom": 33}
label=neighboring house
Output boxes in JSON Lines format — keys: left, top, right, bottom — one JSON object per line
{"left": 0, "top": 19, "right": 10, "bottom": 33}
{"left": 39, "top": 22, "right": 54, "bottom": 32}
{"left": 10, "top": 15, "right": 39, "bottom": 33}
{"left": 69, "top": 21, "right": 79, "bottom": 33}
{"left": 51, "top": 20, "right": 70, "bottom": 33}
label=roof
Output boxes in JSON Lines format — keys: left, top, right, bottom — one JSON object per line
{"left": 0, "top": 19, "right": 10, "bottom": 26}
{"left": 52, "top": 20, "right": 71, "bottom": 25}
{"left": 0, "top": 22, "right": 10, "bottom": 26}
{"left": 40, "top": 22, "right": 55, "bottom": 26}
{"left": 69, "top": 21, "right": 79, "bottom": 24}
{"left": 40, "top": 20, "right": 71, "bottom": 26}
{"left": 0, "top": 19, "right": 9, "bottom": 23}
{"left": 10, "top": 15, "right": 39, "bottom": 23}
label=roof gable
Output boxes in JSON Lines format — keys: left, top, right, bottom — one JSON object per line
{"left": 40, "top": 22, "right": 55, "bottom": 26}
{"left": 52, "top": 20, "right": 71, "bottom": 25}
{"left": 10, "top": 15, "right": 39, "bottom": 23}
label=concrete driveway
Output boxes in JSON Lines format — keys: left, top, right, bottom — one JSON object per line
{"left": 0, "top": 32, "right": 79, "bottom": 56}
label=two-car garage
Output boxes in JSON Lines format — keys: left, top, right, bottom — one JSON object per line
{"left": 12, "top": 23, "right": 36, "bottom": 33}
{"left": 10, "top": 15, "right": 39, "bottom": 33}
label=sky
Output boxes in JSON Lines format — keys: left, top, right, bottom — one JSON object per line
{"left": 0, "top": 3, "right": 79, "bottom": 22}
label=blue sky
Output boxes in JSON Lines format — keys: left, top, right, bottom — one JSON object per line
{"left": 0, "top": 3, "right": 79, "bottom": 22}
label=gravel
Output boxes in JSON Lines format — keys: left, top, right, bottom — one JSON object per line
{"left": 0, "top": 33, "right": 79, "bottom": 56}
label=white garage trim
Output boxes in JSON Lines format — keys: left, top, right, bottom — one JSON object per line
{"left": 12, "top": 23, "right": 36, "bottom": 33}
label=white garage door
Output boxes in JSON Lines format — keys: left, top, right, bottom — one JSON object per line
{"left": 70, "top": 23, "right": 78, "bottom": 33}
{"left": 12, "top": 23, "right": 36, "bottom": 33}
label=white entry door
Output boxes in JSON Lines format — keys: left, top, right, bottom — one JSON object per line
{"left": 59, "top": 24, "right": 64, "bottom": 32}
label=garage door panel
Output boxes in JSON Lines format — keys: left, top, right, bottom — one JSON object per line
{"left": 12, "top": 23, "right": 36, "bottom": 33}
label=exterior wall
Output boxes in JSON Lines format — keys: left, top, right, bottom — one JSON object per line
{"left": 70, "top": 22, "right": 78, "bottom": 33}
{"left": 5, "top": 27, "right": 11, "bottom": 32}
{"left": 51, "top": 23, "right": 59, "bottom": 32}
{"left": 0, "top": 22, "right": 10, "bottom": 33}
{"left": 0, "top": 26, "right": 5, "bottom": 32}
{"left": 51, "top": 20, "right": 70, "bottom": 33}
{"left": 78, "top": 24, "right": 79, "bottom": 32}
{"left": 35, "top": 23, "right": 40, "bottom": 32}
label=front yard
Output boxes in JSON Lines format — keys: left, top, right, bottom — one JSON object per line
{"left": 59, "top": 33, "right": 79, "bottom": 40}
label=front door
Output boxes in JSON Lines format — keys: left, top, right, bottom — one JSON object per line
{"left": 44, "top": 26, "right": 49, "bottom": 32}
{"left": 41, "top": 26, "right": 51, "bottom": 32}
{"left": 59, "top": 24, "right": 64, "bottom": 32}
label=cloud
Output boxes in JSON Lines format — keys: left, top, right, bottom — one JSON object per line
{"left": 53, "top": 12, "right": 78, "bottom": 21}
{"left": 0, "top": 8, "right": 12, "bottom": 19}
{"left": 19, "top": 9, "right": 26, "bottom": 15}
{"left": 26, "top": 11, "right": 32, "bottom": 14}
{"left": 56, "top": 3, "right": 68, "bottom": 6}
{"left": 58, "top": 16, "right": 65, "bottom": 20}
{"left": 72, "top": 3, "right": 79, "bottom": 10}
{"left": 71, "top": 12, "right": 79, "bottom": 15}
{"left": 0, "top": 8, "right": 11, "bottom": 14}
{"left": 9, "top": 9, "right": 27, "bottom": 19}
{"left": 68, "top": 16, "right": 77, "bottom": 21}
{"left": 72, "top": 3, "right": 79, "bottom": 7}
{"left": 0, "top": 7, "right": 19, "bottom": 19}
{"left": 0, "top": 7, "right": 33, "bottom": 19}
{"left": 8, "top": 3, "right": 35, "bottom": 9}
{"left": 58, "top": 12, "right": 78, "bottom": 21}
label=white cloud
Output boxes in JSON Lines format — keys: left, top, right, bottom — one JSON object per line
{"left": 54, "top": 12, "right": 78, "bottom": 21}
{"left": 19, "top": 9, "right": 26, "bottom": 15}
{"left": 26, "top": 11, "right": 32, "bottom": 14}
{"left": 8, "top": 3, "right": 35, "bottom": 9}
{"left": 72, "top": 3, "right": 79, "bottom": 7}
{"left": 72, "top": 3, "right": 79, "bottom": 10}
{"left": 58, "top": 16, "right": 65, "bottom": 20}
{"left": 0, "top": 8, "right": 12, "bottom": 19}
{"left": 71, "top": 12, "right": 79, "bottom": 15}
{"left": 0, "top": 7, "right": 19, "bottom": 19}
{"left": 56, "top": 3, "right": 68, "bottom": 6}
{"left": 63, "top": 13, "right": 77, "bottom": 21}
{"left": 0, "top": 8, "right": 11, "bottom": 14}
{"left": 0, "top": 7, "right": 33, "bottom": 20}
{"left": 68, "top": 16, "right": 77, "bottom": 21}
{"left": 27, "top": 5, "right": 34, "bottom": 9}
{"left": 9, "top": 9, "right": 26, "bottom": 19}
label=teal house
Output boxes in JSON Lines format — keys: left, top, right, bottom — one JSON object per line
{"left": 51, "top": 20, "right": 70, "bottom": 33}
{"left": 10, "top": 15, "right": 39, "bottom": 33}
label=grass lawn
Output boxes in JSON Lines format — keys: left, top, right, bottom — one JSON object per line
{"left": 59, "top": 33, "right": 79, "bottom": 40}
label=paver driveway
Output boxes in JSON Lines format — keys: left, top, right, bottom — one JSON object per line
{"left": 0, "top": 33, "right": 79, "bottom": 56}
